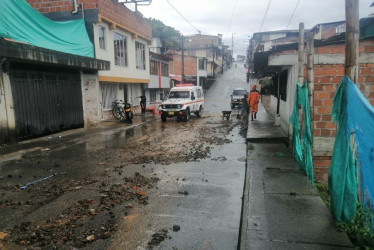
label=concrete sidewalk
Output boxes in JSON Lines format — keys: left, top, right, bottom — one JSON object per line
{"left": 241, "top": 103, "right": 353, "bottom": 249}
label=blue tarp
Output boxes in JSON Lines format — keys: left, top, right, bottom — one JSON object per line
{"left": 0, "top": 0, "right": 94, "bottom": 58}
{"left": 329, "top": 75, "right": 374, "bottom": 223}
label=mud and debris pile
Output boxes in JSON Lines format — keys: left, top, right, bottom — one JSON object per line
{"left": 147, "top": 228, "right": 169, "bottom": 249}
{"left": 0, "top": 117, "right": 238, "bottom": 249}
{"left": 1, "top": 172, "right": 159, "bottom": 249}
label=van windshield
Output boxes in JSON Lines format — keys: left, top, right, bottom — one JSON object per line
{"left": 233, "top": 89, "right": 247, "bottom": 95}
{"left": 169, "top": 91, "right": 190, "bottom": 99}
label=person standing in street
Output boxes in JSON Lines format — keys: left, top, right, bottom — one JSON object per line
{"left": 136, "top": 95, "right": 146, "bottom": 114}
{"left": 246, "top": 68, "right": 251, "bottom": 82}
{"left": 240, "top": 93, "right": 249, "bottom": 126}
{"left": 247, "top": 85, "right": 260, "bottom": 121}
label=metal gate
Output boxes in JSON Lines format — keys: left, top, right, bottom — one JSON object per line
{"left": 10, "top": 69, "right": 84, "bottom": 140}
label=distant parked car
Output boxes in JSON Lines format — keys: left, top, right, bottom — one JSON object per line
{"left": 230, "top": 88, "right": 247, "bottom": 108}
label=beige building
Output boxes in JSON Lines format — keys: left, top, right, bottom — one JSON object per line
{"left": 184, "top": 34, "right": 223, "bottom": 77}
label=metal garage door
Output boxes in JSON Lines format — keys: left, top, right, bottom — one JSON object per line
{"left": 10, "top": 68, "right": 84, "bottom": 141}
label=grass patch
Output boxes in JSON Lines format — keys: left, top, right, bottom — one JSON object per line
{"left": 315, "top": 183, "right": 330, "bottom": 207}
{"left": 337, "top": 204, "right": 374, "bottom": 248}
{"left": 0, "top": 144, "right": 7, "bottom": 149}
{"left": 315, "top": 183, "right": 374, "bottom": 249}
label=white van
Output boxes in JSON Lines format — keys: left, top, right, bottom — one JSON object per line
{"left": 159, "top": 85, "right": 204, "bottom": 122}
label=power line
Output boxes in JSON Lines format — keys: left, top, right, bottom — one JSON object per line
{"left": 259, "top": 0, "right": 272, "bottom": 32}
{"left": 165, "top": 0, "right": 201, "bottom": 34}
{"left": 285, "top": 0, "right": 301, "bottom": 31}
{"left": 227, "top": 0, "right": 239, "bottom": 33}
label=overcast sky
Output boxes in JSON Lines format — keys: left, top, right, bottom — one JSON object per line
{"left": 132, "top": 0, "right": 374, "bottom": 56}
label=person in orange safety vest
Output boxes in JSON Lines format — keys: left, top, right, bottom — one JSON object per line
{"left": 247, "top": 84, "right": 260, "bottom": 121}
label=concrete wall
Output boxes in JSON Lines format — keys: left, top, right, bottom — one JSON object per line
{"left": 81, "top": 73, "right": 100, "bottom": 128}
{"left": 269, "top": 65, "right": 297, "bottom": 137}
{"left": 261, "top": 95, "right": 271, "bottom": 114}
{"left": 0, "top": 73, "right": 16, "bottom": 144}
{"left": 149, "top": 75, "right": 169, "bottom": 89}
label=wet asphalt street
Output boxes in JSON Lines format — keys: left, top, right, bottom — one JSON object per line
{"left": 204, "top": 63, "right": 252, "bottom": 116}
{"left": 0, "top": 63, "right": 251, "bottom": 250}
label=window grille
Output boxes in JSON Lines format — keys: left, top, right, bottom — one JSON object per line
{"left": 136, "top": 42, "right": 146, "bottom": 70}
{"left": 99, "top": 26, "right": 106, "bottom": 50}
{"left": 114, "top": 32, "right": 127, "bottom": 67}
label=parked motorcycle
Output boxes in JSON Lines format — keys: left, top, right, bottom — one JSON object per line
{"left": 123, "top": 102, "right": 134, "bottom": 122}
{"left": 112, "top": 100, "right": 134, "bottom": 122}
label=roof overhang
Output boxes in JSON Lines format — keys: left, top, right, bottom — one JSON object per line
{"left": 253, "top": 51, "right": 282, "bottom": 76}
{"left": 0, "top": 38, "right": 110, "bottom": 71}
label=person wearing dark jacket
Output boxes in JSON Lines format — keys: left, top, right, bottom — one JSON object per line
{"left": 240, "top": 93, "right": 249, "bottom": 125}
{"left": 137, "top": 95, "right": 146, "bottom": 114}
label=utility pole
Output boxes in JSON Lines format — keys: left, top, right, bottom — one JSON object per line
{"left": 345, "top": 0, "right": 359, "bottom": 83}
{"left": 212, "top": 41, "right": 215, "bottom": 78}
{"left": 232, "top": 33, "right": 236, "bottom": 63}
{"left": 181, "top": 36, "right": 185, "bottom": 83}
{"left": 306, "top": 32, "right": 315, "bottom": 134}
{"left": 297, "top": 22, "right": 305, "bottom": 128}
{"left": 298, "top": 23, "right": 305, "bottom": 84}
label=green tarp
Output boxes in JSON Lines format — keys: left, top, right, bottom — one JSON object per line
{"left": 0, "top": 0, "right": 93, "bottom": 58}
{"left": 329, "top": 76, "right": 361, "bottom": 222}
{"left": 290, "top": 81, "right": 314, "bottom": 185}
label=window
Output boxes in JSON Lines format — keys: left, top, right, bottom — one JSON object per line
{"left": 136, "top": 42, "right": 146, "bottom": 70}
{"left": 150, "top": 60, "right": 157, "bottom": 75}
{"left": 169, "top": 91, "right": 190, "bottom": 99}
{"left": 114, "top": 32, "right": 127, "bottom": 67}
{"left": 196, "top": 89, "right": 202, "bottom": 98}
{"left": 198, "top": 59, "right": 205, "bottom": 70}
{"left": 101, "top": 83, "right": 117, "bottom": 110}
{"left": 150, "top": 89, "right": 157, "bottom": 103}
{"left": 233, "top": 89, "right": 247, "bottom": 95}
{"left": 336, "top": 24, "right": 345, "bottom": 34}
{"left": 271, "top": 70, "right": 288, "bottom": 102}
{"left": 98, "top": 25, "right": 106, "bottom": 50}
{"left": 161, "top": 62, "right": 168, "bottom": 77}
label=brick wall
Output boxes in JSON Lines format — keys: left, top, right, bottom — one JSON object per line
{"left": 26, "top": 0, "right": 75, "bottom": 12}
{"left": 25, "top": 0, "right": 151, "bottom": 41}
{"left": 169, "top": 55, "right": 197, "bottom": 76}
{"left": 312, "top": 40, "right": 374, "bottom": 182}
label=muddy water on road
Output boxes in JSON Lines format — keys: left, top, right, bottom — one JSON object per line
{"left": 109, "top": 121, "right": 246, "bottom": 250}
{"left": 0, "top": 115, "right": 246, "bottom": 250}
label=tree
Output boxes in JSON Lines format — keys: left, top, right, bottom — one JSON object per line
{"left": 147, "top": 18, "right": 182, "bottom": 52}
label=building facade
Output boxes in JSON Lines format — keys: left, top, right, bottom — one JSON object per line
{"left": 167, "top": 52, "right": 207, "bottom": 87}
{"left": 26, "top": 0, "right": 152, "bottom": 118}
{"left": 184, "top": 34, "right": 223, "bottom": 77}
{"left": 0, "top": 0, "right": 109, "bottom": 143}
{"left": 147, "top": 52, "right": 170, "bottom": 105}
{"left": 253, "top": 29, "right": 374, "bottom": 183}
